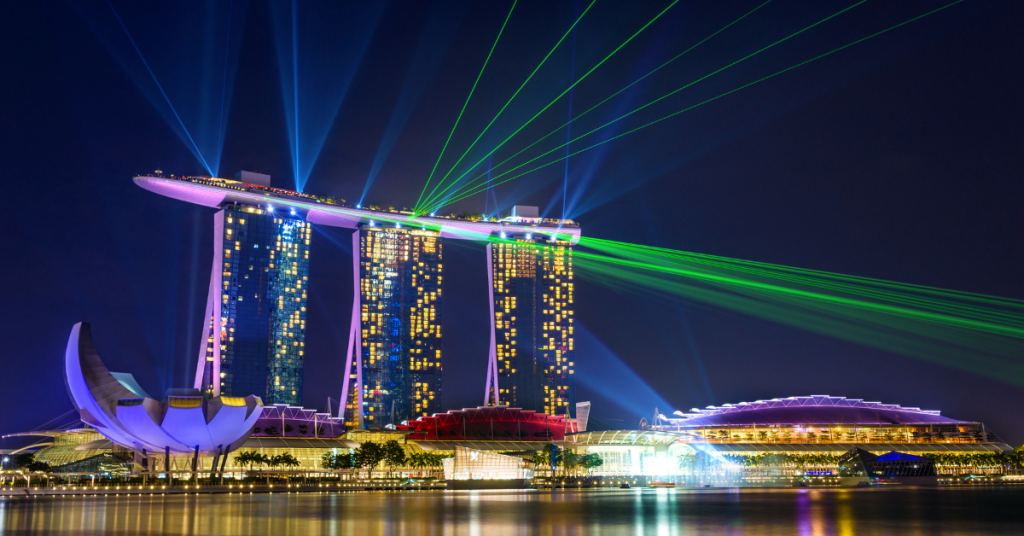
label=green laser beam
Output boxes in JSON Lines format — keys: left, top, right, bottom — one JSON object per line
{"left": 416, "top": 0, "right": 599, "bottom": 211}
{"left": 424, "top": 0, "right": 963, "bottom": 211}
{"left": 578, "top": 259, "right": 1024, "bottom": 387}
{"left": 419, "top": 0, "right": 770, "bottom": 213}
{"left": 580, "top": 237, "right": 1024, "bottom": 328}
{"left": 420, "top": 0, "right": 868, "bottom": 211}
{"left": 415, "top": 0, "right": 518, "bottom": 208}
{"left": 571, "top": 244, "right": 1024, "bottom": 387}
{"left": 415, "top": 0, "right": 685, "bottom": 213}
{"left": 574, "top": 250, "right": 1024, "bottom": 339}
{"left": 592, "top": 237, "right": 1024, "bottom": 310}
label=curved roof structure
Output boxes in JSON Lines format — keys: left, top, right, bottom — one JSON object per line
{"left": 63, "top": 322, "right": 264, "bottom": 454}
{"left": 399, "top": 405, "right": 578, "bottom": 441}
{"left": 661, "top": 396, "right": 965, "bottom": 427}
{"left": 134, "top": 175, "right": 581, "bottom": 244}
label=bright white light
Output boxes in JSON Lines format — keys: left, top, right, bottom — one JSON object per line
{"left": 396, "top": 222, "right": 401, "bottom": 228}
{"left": 526, "top": 233, "right": 532, "bottom": 240}
{"left": 430, "top": 212, "right": 435, "bottom": 217}
{"left": 369, "top": 221, "right": 375, "bottom": 227}
{"left": 500, "top": 232, "right": 506, "bottom": 239}
{"left": 357, "top": 204, "right": 361, "bottom": 209}
{"left": 290, "top": 209, "right": 296, "bottom": 215}
{"left": 267, "top": 206, "right": 275, "bottom": 212}
{"left": 642, "top": 455, "right": 676, "bottom": 476}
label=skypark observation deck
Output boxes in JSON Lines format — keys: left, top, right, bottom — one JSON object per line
{"left": 133, "top": 175, "right": 581, "bottom": 244}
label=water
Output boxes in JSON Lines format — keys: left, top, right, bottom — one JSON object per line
{"left": 1, "top": 487, "right": 1021, "bottom": 535}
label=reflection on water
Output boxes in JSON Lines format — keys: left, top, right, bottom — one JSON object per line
{"left": 0, "top": 487, "right": 1021, "bottom": 535}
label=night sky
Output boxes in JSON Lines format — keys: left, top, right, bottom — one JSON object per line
{"left": 2, "top": 1, "right": 1022, "bottom": 445}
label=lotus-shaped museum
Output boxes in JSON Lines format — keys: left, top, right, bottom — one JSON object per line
{"left": 63, "top": 322, "right": 263, "bottom": 455}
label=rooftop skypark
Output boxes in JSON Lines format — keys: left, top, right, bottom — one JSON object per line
{"left": 135, "top": 172, "right": 579, "bottom": 231}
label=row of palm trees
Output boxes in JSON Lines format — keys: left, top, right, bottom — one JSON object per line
{"left": 532, "top": 450, "right": 604, "bottom": 477}
{"left": 406, "top": 453, "right": 447, "bottom": 478}
{"left": 233, "top": 451, "right": 301, "bottom": 472}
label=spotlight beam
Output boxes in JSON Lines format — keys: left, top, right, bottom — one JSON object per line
{"left": 416, "top": 0, "right": 599, "bottom": 211}
{"left": 423, "top": 0, "right": 963, "bottom": 212}
{"left": 105, "top": 0, "right": 215, "bottom": 176}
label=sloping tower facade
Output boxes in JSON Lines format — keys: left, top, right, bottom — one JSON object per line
{"left": 194, "top": 203, "right": 311, "bottom": 405}
{"left": 340, "top": 225, "right": 443, "bottom": 428}
{"left": 484, "top": 235, "right": 575, "bottom": 416}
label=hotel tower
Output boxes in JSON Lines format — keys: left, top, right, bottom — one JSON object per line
{"left": 193, "top": 172, "right": 311, "bottom": 405}
{"left": 484, "top": 206, "right": 576, "bottom": 417}
{"left": 340, "top": 225, "right": 443, "bottom": 428}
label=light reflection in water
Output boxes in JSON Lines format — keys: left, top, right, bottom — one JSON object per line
{"left": 0, "top": 488, "right": 1021, "bottom": 535}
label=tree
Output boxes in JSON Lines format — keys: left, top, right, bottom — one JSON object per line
{"left": 806, "top": 431, "right": 818, "bottom": 443}
{"left": 264, "top": 426, "right": 280, "bottom": 437}
{"left": 234, "top": 450, "right": 258, "bottom": 472}
{"left": 354, "top": 441, "right": 385, "bottom": 478}
{"left": 382, "top": 440, "right": 407, "bottom": 477}
{"left": 560, "top": 451, "right": 581, "bottom": 477}
{"left": 276, "top": 453, "right": 300, "bottom": 469}
{"left": 15, "top": 453, "right": 50, "bottom": 473}
{"left": 407, "top": 453, "right": 425, "bottom": 477}
{"left": 284, "top": 425, "right": 294, "bottom": 435}
{"left": 582, "top": 453, "right": 604, "bottom": 474}
{"left": 756, "top": 431, "right": 769, "bottom": 442}
{"left": 298, "top": 424, "right": 309, "bottom": 435}
{"left": 321, "top": 451, "right": 354, "bottom": 471}
{"left": 427, "top": 453, "right": 445, "bottom": 478}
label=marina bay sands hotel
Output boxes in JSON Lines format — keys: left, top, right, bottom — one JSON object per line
{"left": 134, "top": 171, "right": 580, "bottom": 429}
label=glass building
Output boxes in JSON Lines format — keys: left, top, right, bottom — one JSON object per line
{"left": 341, "top": 226, "right": 443, "bottom": 428}
{"left": 485, "top": 237, "right": 575, "bottom": 416}
{"left": 195, "top": 204, "right": 311, "bottom": 405}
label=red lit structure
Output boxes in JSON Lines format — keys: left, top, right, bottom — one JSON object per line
{"left": 398, "top": 406, "right": 578, "bottom": 441}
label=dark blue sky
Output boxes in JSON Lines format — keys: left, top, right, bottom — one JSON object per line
{"left": 2, "top": 1, "right": 1022, "bottom": 444}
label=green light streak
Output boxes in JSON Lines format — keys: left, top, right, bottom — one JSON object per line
{"left": 425, "top": 0, "right": 963, "bottom": 212}
{"left": 415, "top": 0, "right": 599, "bottom": 212}
{"left": 574, "top": 246, "right": 1023, "bottom": 339}
{"left": 421, "top": 0, "right": 868, "bottom": 210}
{"left": 414, "top": 0, "right": 518, "bottom": 208}
{"left": 570, "top": 238, "right": 1024, "bottom": 387}
{"left": 415, "top": 0, "right": 689, "bottom": 213}
{"left": 584, "top": 237, "right": 1024, "bottom": 327}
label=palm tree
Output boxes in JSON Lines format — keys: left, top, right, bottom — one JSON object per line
{"left": 234, "top": 450, "right": 260, "bottom": 475}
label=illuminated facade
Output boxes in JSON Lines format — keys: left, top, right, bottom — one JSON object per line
{"left": 194, "top": 203, "right": 311, "bottom": 405}
{"left": 341, "top": 225, "right": 443, "bottom": 429}
{"left": 484, "top": 226, "right": 575, "bottom": 416}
